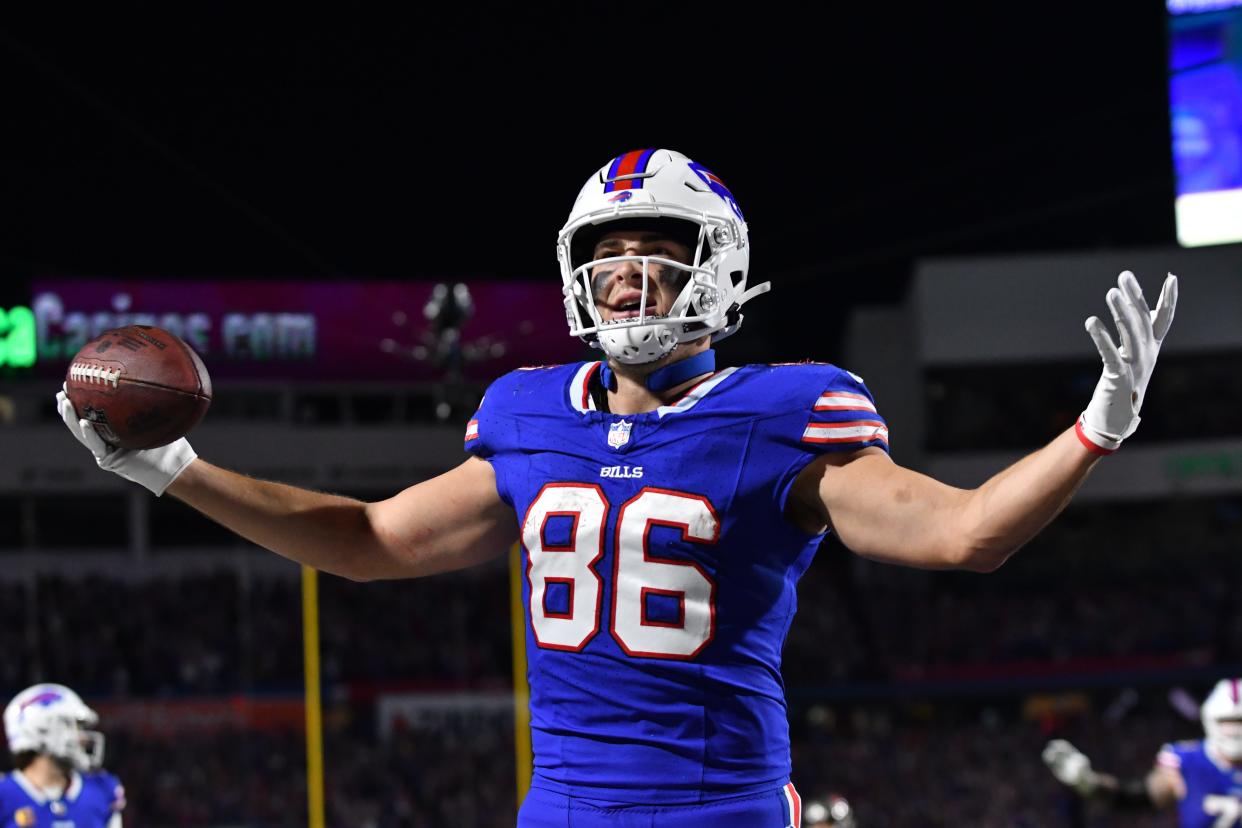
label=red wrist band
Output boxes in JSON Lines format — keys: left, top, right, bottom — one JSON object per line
{"left": 1075, "top": 419, "right": 1117, "bottom": 456}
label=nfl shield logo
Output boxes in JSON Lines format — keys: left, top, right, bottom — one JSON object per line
{"left": 608, "top": 420, "right": 633, "bottom": 449}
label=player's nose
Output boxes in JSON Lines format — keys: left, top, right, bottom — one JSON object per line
{"left": 608, "top": 256, "right": 645, "bottom": 283}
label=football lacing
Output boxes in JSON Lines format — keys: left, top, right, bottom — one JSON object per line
{"left": 69, "top": 362, "right": 121, "bottom": 388}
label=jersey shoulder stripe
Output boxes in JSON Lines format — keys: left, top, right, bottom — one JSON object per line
{"left": 802, "top": 419, "right": 889, "bottom": 446}
{"left": 814, "top": 391, "right": 877, "bottom": 413}
{"left": 1157, "top": 744, "right": 1183, "bottom": 768}
{"left": 758, "top": 362, "right": 889, "bottom": 453}
{"left": 1159, "top": 739, "right": 1207, "bottom": 768}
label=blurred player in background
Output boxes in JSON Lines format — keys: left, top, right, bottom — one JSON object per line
{"left": 1, "top": 684, "right": 125, "bottom": 827}
{"left": 57, "top": 148, "right": 1178, "bottom": 826}
{"left": 1044, "top": 678, "right": 1242, "bottom": 826}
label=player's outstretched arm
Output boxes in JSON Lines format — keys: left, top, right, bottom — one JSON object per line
{"left": 167, "top": 457, "right": 517, "bottom": 581}
{"left": 1041, "top": 739, "right": 1177, "bottom": 811}
{"left": 789, "top": 271, "right": 1178, "bottom": 572}
{"left": 58, "top": 385, "right": 517, "bottom": 579}
{"left": 790, "top": 431, "right": 1096, "bottom": 571}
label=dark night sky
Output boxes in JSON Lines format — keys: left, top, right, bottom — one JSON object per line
{"left": 3, "top": 6, "right": 1176, "bottom": 359}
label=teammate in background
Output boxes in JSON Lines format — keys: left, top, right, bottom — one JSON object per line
{"left": 1043, "top": 679, "right": 1242, "bottom": 827}
{"left": 0, "top": 684, "right": 125, "bottom": 827}
{"left": 57, "top": 148, "right": 1178, "bottom": 827}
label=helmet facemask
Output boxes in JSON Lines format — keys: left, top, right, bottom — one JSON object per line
{"left": 70, "top": 715, "right": 105, "bottom": 772}
{"left": 34, "top": 709, "right": 104, "bottom": 773}
{"left": 1210, "top": 719, "right": 1242, "bottom": 762}
{"left": 564, "top": 217, "right": 728, "bottom": 365}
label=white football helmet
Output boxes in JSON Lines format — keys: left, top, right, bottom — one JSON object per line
{"left": 1202, "top": 678, "right": 1242, "bottom": 761}
{"left": 557, "top": 149, "right": 770, "bottom": 364}
{"left": 4, "top": 683, "right": 104, "bottom": 771}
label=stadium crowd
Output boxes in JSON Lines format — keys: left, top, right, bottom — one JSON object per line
{"left": 0, "top": 494, "right": 1236, "bottom": 697}
{"left": 0, "top": 496, "right": 1234, "bottom": 825}
{"left": 925, "top": 352, "right": 1242, "bottom": 450}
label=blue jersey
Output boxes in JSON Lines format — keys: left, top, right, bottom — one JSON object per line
{"left": 0, "top": 770, "right": 124, "bottom": 828}
{"left": 1159, "top": 740, "right": 1242, "bottom": 828}
{"left": 466, "top": 360, "right": 888, "bottom": 803}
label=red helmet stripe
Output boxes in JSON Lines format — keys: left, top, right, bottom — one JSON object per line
{"left": 610, "top": 151, "right": 642, "bottom": 191}
{"left": 603, "top": 149, "right": 656, "bottom": 192}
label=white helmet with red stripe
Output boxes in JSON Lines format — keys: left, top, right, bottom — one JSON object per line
{"left": 557, "top": 149, "right": 770, "bottom": 364}
{"left": 1202, "top": 678, "right": 1242, "bottom": 761}
{"left": 4, "top": 683, "right": 105, "bottom": 771}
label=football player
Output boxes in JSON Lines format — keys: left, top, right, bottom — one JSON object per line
{"left": 57, "top": 149, "right": 1177, "bottom": 827}
{"left": 0, "top": 684, "right": 125, "bottom": 827}
{"left": 1044, "top": 679, "right": 1242, "bottom": 827}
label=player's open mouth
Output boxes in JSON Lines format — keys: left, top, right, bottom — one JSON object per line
{"left": 603, "top": 288, "right": 663, "bottom": 321}
{"left": 609, "top": 299, "right": 662, "bottom": 321}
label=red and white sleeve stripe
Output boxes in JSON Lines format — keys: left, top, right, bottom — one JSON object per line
{"left": 802, "top": 382, "right": 887, "bottom": 448}
{"left": 813, "top": 391, "right": 877, "bottom": 413}
{"left": 1156, "top": 747, "right": 1181, "bottom": 769}
{"left": 802, "top": 420, "right": 888, "bottom": 446}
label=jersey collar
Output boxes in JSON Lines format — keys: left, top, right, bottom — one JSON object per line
{"left": 1207, "top": 741, "right": 1241, "bottom": 773}
{"left": 570, "top": 363, "right": 602, "bottom": 412}
{"left": 654, "top": 367, "right": 739, "bottom": 418}
{"left": 11, "top": 770, "right": 45, "bottom": 803}
{"left": 66, "top": 772, "right": 82, "bottom": 802}
{"left": 11, "top": 769, "right": 83, "bottom": 803}
{"left": 569, "top": 362, "right": 739, "bottom": 417}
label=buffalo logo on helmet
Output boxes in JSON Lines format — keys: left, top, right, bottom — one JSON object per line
{"left": 19, "top": 691, "right": 63, "bottom": 713}
{"left": 688, "top": 161, "right": 744, "bottom": 221}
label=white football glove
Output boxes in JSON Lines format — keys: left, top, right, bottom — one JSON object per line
{"left": 1043, "top": 739, "right": 1100, "bottom": 796}
{"left": 1078, "top": 271, "right": 1178, "bottom": 454}
{"left": 56, "top": 385, "right": 197, "bottom": 496}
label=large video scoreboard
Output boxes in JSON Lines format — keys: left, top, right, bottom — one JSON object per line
{"left": 1169, "top": 0, "right": 1242, "bottom": 246}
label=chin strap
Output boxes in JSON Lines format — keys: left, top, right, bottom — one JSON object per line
{"left": 738, "top": 281, "right": 772, "bottom": 304}
{"left": 600, "top": 349, "right": 716, "bottom": 393}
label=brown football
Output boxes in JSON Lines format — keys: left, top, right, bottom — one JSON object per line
{"left": 65, "top": 325, "right": 212, "bottom": 450}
